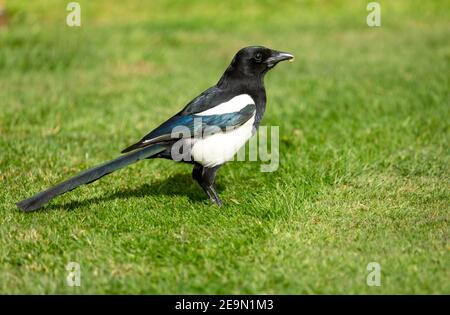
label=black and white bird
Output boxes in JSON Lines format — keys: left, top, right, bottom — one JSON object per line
{"left": 17, "top": 46, "right": 294, "bottom": 211}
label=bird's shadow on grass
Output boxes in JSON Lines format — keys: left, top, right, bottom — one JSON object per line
{"left": 46, "top": 173, "right": 223, "bottom": 212}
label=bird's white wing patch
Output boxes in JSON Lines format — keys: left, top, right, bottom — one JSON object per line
{"left": 196, "top": 94, "right": 254, "bottom": 116}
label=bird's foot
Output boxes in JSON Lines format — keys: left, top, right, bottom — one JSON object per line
{"left": 202, "top": 185, "right": 223, "bottom": 207}
{"left": 208, "top": 186, "right": 223, "bottom": 207}
{"left": 211, "top": 195, "right": 223, "bottom": 207}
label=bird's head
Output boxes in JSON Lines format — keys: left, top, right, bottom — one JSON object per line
{"left": 227, "top": 46, "right": 294, "bottom": 78}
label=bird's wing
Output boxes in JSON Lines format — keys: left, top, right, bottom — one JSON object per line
{"left": 177, "top": 87, "right": 255, "bottom": 116}
{"left": 177, "top": 86, "right": 222, "bottom": 115}
{"left": 121, "top": 104, "right": 256, "bottom": 153}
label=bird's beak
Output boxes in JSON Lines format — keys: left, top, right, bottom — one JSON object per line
{"left": 264, "top": 50, "right": 295, "bottom": 67}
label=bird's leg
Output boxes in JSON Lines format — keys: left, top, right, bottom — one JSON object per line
{"left": 201, "top": 166, "right": 223, "bottom": 206}
{"left": 192, "top": 164, "right": 223, "bottom": 206}
{"left": 208, "top": 184, "right": 223, "bottom": 207}
{"left": 192, "top": 164, "right": 215, "bottom": 203}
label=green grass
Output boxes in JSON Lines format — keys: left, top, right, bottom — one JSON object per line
{"left": 0, "top": 0, "right": 449, "bottom": 294}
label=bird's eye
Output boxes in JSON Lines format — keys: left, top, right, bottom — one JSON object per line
{"left": 254, "top": 52, "right": 263, "bottom": 62}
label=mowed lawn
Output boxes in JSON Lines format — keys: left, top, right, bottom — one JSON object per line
{"left": 0, "top": 0, "right": 448, "bottom": 294}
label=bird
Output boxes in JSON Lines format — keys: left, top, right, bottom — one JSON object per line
{"left": 16, "top": 46, "right": 294, "bottom": 212}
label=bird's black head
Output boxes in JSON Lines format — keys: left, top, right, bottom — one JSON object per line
{"left": 224, "top": 46, "right": 294, "bottom": 80}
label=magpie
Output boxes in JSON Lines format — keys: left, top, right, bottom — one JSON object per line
{"left": 16, "top": 46, "right": 294, "bottom": 212}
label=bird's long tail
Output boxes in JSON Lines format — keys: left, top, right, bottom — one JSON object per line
{"left": 16, "top": 144, "right": 166, "bottom": 212}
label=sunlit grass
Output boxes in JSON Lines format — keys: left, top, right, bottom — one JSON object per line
{"left": 0, "top": 0, "right": 449, "bottom": 294}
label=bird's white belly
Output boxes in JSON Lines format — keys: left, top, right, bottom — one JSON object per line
{"left": 191, "top": 115, "right": 255, "bottom": 167}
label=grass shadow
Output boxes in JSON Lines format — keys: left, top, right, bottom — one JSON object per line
{"left": 45, "top": 173, "right": 224, "bottom": 212}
